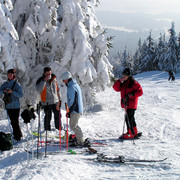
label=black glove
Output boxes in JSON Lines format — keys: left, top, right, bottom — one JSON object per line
{"left": 122, "top": 96, "right": 129, "bottom": 105}
{"left": 126, "top": 93, "right": 133, "bottom": 98}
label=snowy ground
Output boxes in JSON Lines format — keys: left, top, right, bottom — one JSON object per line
{"left": 0, "top": 71, "right": 180, "bottom": 180}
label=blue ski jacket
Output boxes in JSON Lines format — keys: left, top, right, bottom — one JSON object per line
{"left": 67, "top": 79, "right": 83, "bottom": 114}
{"left": 0, "top": 79, "right": 23, "bottom": 109}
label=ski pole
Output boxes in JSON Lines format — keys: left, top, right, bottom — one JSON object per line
{"left": 37, "top": 102, "right": 41, "bottom": 159}
{"left": 122, "top": 110, "right": 126, "bottom": 135}
{"left": 26, "top": 123, "right": 29, "bottom": 163}
{"left": 45, "top": 103, "right": 49, "bottom": 157}
{"left": 56, "top": 100, "right": 62, "bottom": 150}
{"left": 65, "top": 103, "right": 69, "bottom": 151}
{"left": 30, "top": 119, "right": 34, "bottom": 159}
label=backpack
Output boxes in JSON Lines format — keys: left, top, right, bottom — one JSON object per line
{"left": 0, "top": 132, "right": 13, "bottom": 151}
{"left": 21, "top": 109, "right": 33, "bottom": 124}
{"left": 2, "top": 80, "right": 17, "bottom": 106}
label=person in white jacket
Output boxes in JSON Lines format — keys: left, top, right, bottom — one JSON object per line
{"left": 36, "top": 67, "right": 61, "bottom": 131}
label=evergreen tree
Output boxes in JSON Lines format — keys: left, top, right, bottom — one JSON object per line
{"left": 153, "top": 33, "right": 167, "bottom": 70}
{"left": 0, "top": 1, "right": 26, "bottom": 82}
{"left": 165, "top": 22, "right": 178, "bottom": 72}
{"left": 176, "top": 32, "right": 180, "bottom": 72}
{"left": 139, "top": 31, "right": 156, "bottom": 71}
{"left": 133, "top": 38, "right": 142, "bottom": 73}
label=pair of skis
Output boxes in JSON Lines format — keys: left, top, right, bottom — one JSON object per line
{"left": 95, "top": 153, "right": 167, "bottom": 164}
{"left": 25, "top": 147, "right": 97, "bottom": 156}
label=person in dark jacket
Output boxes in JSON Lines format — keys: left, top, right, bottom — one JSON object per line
{"left": 113, "top": 68, "right": 143, "bottom": 139}
{"left": 168, "top": 70, "right": 175, "bottom": 81}
{"left": 0, "top": 69, "right": 23, "bottom": 141}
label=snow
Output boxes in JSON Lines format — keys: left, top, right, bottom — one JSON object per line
{"left": 0, "top": 71, "right": 180, "bottom": 179}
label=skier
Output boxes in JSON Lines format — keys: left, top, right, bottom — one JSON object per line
{"left": 36, "top": 67, "right": 61, "bottom": 132}
{"left": 168, "top": 70, "right": 175, "bottom": 81}
{"left": 61, "top": 71, "right": 89, "bottom": 147}
{"left": 0, "top": 69, "right": 23, "bottom": 142}
{"left": 113, "top": 68, "right": 143, "bottom": 139}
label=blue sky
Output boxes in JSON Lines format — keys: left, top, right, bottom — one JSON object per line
{"left": 95, "top": 0, "right": 180, "bottom": 54}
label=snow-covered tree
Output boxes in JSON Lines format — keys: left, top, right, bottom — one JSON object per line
{"left": 139, "top": 31, "right": 155, "bottom": 71}
{"left": 133, "top": 38, "right": 142, "bottom": 73}
{"left": 0, "top": 0, "right": 112, "bottom": 111}
{"left": 153, "top": 33, "right": 167, "bottom": 70}
{"left": 51, "top": 0, "right": 112, "bottom": 106}
{"left": 176, "top": 32, "right": 180, "bottom": 72}
{"left": 164, "top": 22, "right": 178, "bottom": 72}
{"left": 0, "top": 1, "right": 26, "bottom": 84}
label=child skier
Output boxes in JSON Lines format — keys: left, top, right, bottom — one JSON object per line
{"left": 113, "top": 68, "right": 143, "bottom": 139}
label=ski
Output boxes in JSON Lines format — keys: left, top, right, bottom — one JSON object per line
{"left": 32, "top": 131, "right": 64, "bottom": 139}
{"left": 119, "top": 132, "right": 142, "bottom": 141}
{"left": 37, "top": 139, "right": 106, "bottom": 146}
{"left": 25, "top": 147, "right": 97, "bottom": 156}
{"left": 25, "top": 149, "right": 77, "bottom": 155}
{"left": 96, "top": 153, "right": 167, "bottom": 163}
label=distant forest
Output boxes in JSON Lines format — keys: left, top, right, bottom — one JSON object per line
{"left": 111, "top": 22, "right": 180, "bottom": 77}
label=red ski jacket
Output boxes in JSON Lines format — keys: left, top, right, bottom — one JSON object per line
{"left": 113, "top": 78, "right": 143, "bottom": 109}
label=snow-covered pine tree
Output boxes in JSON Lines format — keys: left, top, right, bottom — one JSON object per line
{"left": 1, "top": 0, "right": 112, "bottom": 109}
{"left": 133, "top": 38, "right": 142, "bottom": 73}
{"left": 51, "top": 0, "right": 113, "bottom": 107}
{"left": 0, "top": 1, "right": 26, "bottom": 109}
{"left": 177, "top": 32, "right": 180, "bottom": 72}
{"left": 153, "top": 33, "right": 167, "bottom": 71}
{"left": 11, "top": 0, "right": 59, "bottom": 106}
{"left": 164, "top": 22, "right": 178, "bottom": 72}
{"left": 139, "top": 31, "right": 155, "bottom": 72}
{"left": 110, "top": 52, "right": 123, "bottom": 78}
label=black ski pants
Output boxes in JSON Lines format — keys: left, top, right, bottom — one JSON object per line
{"left": 43, "top": 104, "right": 61, "bottom": 131}
{"left": 125, "top": 109, "right": 136, "bottom": 134}
{"left": 7, "top": 108, "right": 23, "bottom": 140}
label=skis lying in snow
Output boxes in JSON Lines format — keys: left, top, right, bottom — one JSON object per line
{"left": 119, "top": 132, "right": 142, "bottom": 141}
{"left": 32, "top": 131, "right": 63, "bottom": 139}
{"left": 95, "top": 153, "right": 167, "bottom": 163}
{"left": 37, "top": 139, "right": 107, "bottom": 147}
{"left": 25, "top": 147, "right": 97, "bottom": 156}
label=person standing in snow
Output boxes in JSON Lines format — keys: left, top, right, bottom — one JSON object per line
{"left": 61, "top": 71, "right": 89, "bottom": 147}
{"left": 168, "top": 70, "right": 175, "bottom": 81}
{"left": 36, "top": 67, "right": 61, "bottom": 131}
{"left": 113, "top": 68, "right": 143, "bottom": 139}
{"left": 0, "top": 69, "right": 23, "bottom": 142}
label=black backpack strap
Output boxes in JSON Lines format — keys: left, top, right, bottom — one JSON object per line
{"left": 11, "top": 80, "right": 17, "bottom": 90}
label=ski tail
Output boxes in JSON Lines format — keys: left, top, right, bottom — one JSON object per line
{"left": 97, "top": 154, "right": 167, "bottom": 163}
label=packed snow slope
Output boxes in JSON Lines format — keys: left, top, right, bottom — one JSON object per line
{"left": 0, "top": 71, "right": 180, "bottom": 179}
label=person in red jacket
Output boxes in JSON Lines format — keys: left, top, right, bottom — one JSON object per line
{"left": 113, "top": 68, "right": 143, "bottom": 139}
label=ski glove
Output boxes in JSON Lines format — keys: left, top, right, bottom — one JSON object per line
{"left": 126, "top": 93, "right": 134, "bottom": 98}
{"left": 122, "top": 96, "right": 129, "bottom": 105}
{"left": 66, "top": 112, "right": 70, "bottom": 118}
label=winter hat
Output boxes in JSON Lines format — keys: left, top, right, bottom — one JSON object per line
{"left": 7, "top": 69, "right": 16, "bottom": 74}
{"left": 123, "top": 68, "right": 131, "bottom": 76}
{"left": 61, "top": 71, "right": 72, "bottom": 80}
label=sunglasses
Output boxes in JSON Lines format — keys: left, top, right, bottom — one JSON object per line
{"left": 45, "top": 73, "right": 51, "bottom": 76}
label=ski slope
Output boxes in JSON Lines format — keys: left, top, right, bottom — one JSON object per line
{"left": 0, "top": 71, "right": 180, "bottom": 179}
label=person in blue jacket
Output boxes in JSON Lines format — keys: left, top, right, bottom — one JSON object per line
{"left": 0, "top": 69, "right": 23, "bottom": 141}
{"left": 61, "top": 71, "right": 89, "bottom": 147}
